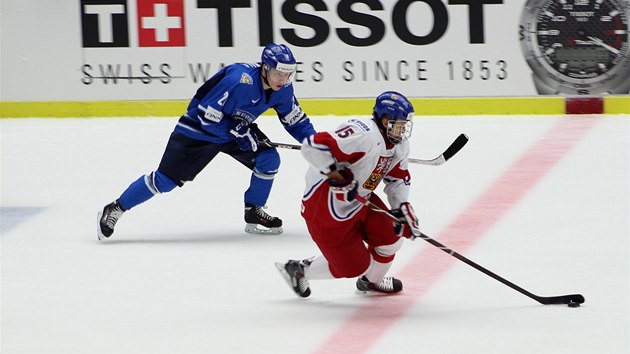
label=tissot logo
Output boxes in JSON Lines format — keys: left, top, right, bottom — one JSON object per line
{"left": 80, "top": 0, "right": 185, "bottom": 48}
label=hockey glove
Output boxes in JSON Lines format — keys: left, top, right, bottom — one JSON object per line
{"left": 390, "top": 202, "right": 421, "bottom": 240}
{"left": 249, "top": 123, "right": 273, "bottom": 150}
{"left": 230, "top": 121, "right": 259, "bottom": 152}
{"left": 327, "top": 168, "right": 358, "bottom": 202}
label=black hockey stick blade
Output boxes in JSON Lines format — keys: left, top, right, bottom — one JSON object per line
{"left": 407, "top": 133, "right": 469, "bottom": 166}
{"left": 534, "top": 293, "right": 585, "bottom": 305}
{"left": 443, "top": 133, "right": 469, "bottom": 161}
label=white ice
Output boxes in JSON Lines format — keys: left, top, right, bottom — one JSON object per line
{"left": 1, "top": 114, "right": 628, "bottom": 354}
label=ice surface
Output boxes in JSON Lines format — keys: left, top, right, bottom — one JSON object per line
{"left": 1, "top": 114, "right": 628, "bottom": 354}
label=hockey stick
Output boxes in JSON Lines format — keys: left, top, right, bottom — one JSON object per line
{"left": 269, "top": 133, "right": 469, "bottom": 166}
{"left": 353, "top": 194, "right": 585, "bottom": 306}
{"left": 409, "top": 133, "right": 469, "bottom": 166}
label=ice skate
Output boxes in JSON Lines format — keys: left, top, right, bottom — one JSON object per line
{"left": 244, "top": 204, "right": 283, "bottom": 235}
{"left": 97, "top": 200, "right": 124, "bottom": 240}
{"left": 275, "top": 259, "right": 311, "bottom": 298}
{"left": 356, "top": 276, "right": 403, "bottom": 294}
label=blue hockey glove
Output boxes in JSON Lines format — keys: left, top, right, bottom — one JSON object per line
{"left": 327, "top": 168, "right": 358, "bottom": 202}
{"left": 390, "top": 202, "right": 421, "bottom": 240}
{"left": 230, "top": 121, "right": 259, "bottom": 152}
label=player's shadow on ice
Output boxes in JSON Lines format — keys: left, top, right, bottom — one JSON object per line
{"left": 96, "top": 231, "right": 308, "bottom": 245}
{"left": 96, "top": 231, "right": 294, "bottom": 244}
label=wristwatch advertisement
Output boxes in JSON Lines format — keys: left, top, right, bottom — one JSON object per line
{"left": 520, "top": 0, "right": 630, "bottom": 95}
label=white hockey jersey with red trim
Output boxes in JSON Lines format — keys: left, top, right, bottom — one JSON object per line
{"left": 301, "top": 118, "right": 411, "bottom": 221}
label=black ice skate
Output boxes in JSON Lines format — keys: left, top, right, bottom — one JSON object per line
{"left": 356, "top": 276, "right": 403, "bottom": 294}
{"left": 97, "top": 200, "right": 124, "bottom": 240}
{"left": 275, "top": 259, "right": 311, "bottom": 298}
{"left": 244, "top": 204, "right": 283, "bottom": 235}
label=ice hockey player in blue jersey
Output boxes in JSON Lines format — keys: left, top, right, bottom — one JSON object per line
{"left": 97, "top": 43, "right": 316, "bottom": 239}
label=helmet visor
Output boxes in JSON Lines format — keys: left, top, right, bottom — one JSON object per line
{"left": 266, "top": 67, "right": 295, "bottom": 86}
{"left": 386, "top": 114, "right": 413, "bottom": 144}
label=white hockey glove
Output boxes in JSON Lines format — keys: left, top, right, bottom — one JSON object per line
{"left": 390, "top": 202, "right": 421, "bottom": 240}
{"left": 327, "top": 168, "right": 358, "bottom": 202}
{"left": 230, "top": 121, "right": 259, "bottom": 152}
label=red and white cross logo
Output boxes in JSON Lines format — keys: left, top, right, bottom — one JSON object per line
{"left": 137, "top": 0, "right": 185, "bottom": 47}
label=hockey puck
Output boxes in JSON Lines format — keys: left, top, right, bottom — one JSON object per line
{"left": 567, "top": 300, "right": 581, "bottom": 308}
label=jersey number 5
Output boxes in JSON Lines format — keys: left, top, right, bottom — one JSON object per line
{"left": 335, "top": 126, "right": 355, "bottom": 138}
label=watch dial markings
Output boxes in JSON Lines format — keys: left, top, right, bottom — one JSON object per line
{"left": 533, "top": 0, "right": 628, "bottom": 79}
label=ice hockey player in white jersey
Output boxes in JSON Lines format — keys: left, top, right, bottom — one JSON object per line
{"left": 276, "top": 91, "right": 421, "bottom": 297}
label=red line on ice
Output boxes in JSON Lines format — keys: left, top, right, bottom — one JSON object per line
{"left": 312, "top": 116, "right": 598, "bottom": 354}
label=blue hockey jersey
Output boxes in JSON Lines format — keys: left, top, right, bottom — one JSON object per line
{"left": 175, "top": 63, "right": 315, "bottom": 144}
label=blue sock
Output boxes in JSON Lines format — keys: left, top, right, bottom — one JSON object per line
{"left": 118, "top": 176, "right": 155, "bottom": 211}
{"left": 244, "top": 169, "right": 274, "bottom": 206}
{"left": 118, "top": 171, "right": 177, "bottom": 210}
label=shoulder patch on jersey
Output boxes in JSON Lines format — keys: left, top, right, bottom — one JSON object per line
{"left": 348, "top": 119, "right": 371, "bottom": 132}
{"left": 200, "top": 104, "right": 223, "bottom": 123}
{"left": 240, "top": 73, "right": 253, "bottom": 85}
{"left": 281, "top": 105, "right": 305, "bottom": 126}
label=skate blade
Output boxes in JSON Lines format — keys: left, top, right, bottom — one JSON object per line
{"left": 275, "top": 262, "right": 294, "bottom": 290}
{"left": 355, "top": 288, "right": 403, "bottom": 296}
{"left": 245, "top": 223, "right": 283, "bottom": 235}
{"left": 96, "top": 210, "right": 106, "bottom": 241}
{"left": 355, "top": 289, "right": 398, "bottom": 296}
{"left": 275, "top": 262, "right": 310, "bottom": 298}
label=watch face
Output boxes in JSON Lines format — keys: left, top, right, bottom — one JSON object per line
{"left": 520, "top": 0, "right": 630, "bottom": 94}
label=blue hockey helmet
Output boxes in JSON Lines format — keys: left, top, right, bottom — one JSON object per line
{"left": 373, "top": 91, "right": 414, "bottom": 144}
{"left": 261, "top": 43, "right": 297, "bottom": 74}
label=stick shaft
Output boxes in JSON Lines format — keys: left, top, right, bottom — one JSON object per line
{"left": 270, "top": 133, "right": 468, "bottom": 166}
{"left": 353, "top": 194, "right": 584, "bottom": 305}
